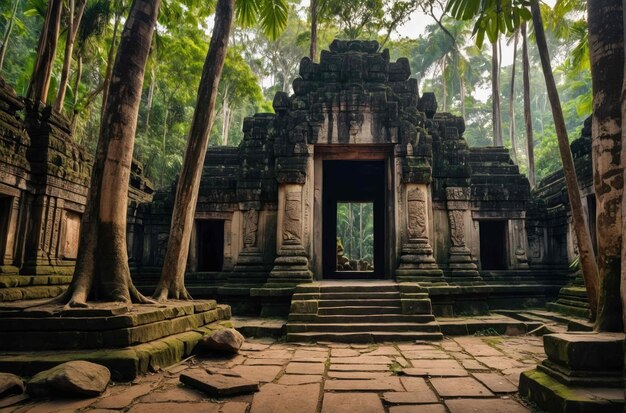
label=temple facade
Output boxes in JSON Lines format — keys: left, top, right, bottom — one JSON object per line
{"left": 0, "top": 40, "right": 594, "bottom": 318}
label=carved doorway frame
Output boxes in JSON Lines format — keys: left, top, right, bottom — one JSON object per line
{"left": 312, "top": 145, "right": 396, "bottom": 280}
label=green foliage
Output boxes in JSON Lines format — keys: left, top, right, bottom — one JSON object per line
{"left": 236, "top": 0, "right": 288, "bottom": 40}
{"left": 337, "top": 202, "right": 374, "bottom": 263}
{"left": 446, "top": 0, "right": 532, "bottom": 46}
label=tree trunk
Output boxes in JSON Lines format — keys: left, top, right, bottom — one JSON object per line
{"left": 310, "top": 0, "right": 318, "bottom": 63}
{"left": 359, "top": 203, "right": 363, "bottom": 259}
{"left": 161, "top": 103, "right": 169, "bottom": 187}
{"left": 60, "top": 0, "right": 160, "bottom": 307}
{"left": 0, "top": 0, "right": 19, "bottom": 72}
{"left": 27, "top": 0, "right": 63, "bottom": 104}
{"left": 101, "top": 13, "right": 121, "bottom": 120}
{"left": 588, "top": 0, "right": 624, "bottom": 332}
{"left": 492, "top": 39, "right": 503, "bottom": 146}
{"left": 53, "top": 0, "right": 87, "bottom": 113}
{"left": 460, "top": 75, "right": 466, "bottom": 120}
{"left": 522, "top": 22, "right": 535, "bottom": 187}
{"left": 509, "top": 29, "right": 519, "bottom": 164}
{"left": 221, "top": 87, "right": 230, "bottom": 145}
{"left": 154, "top": 0, "right": 234, "bottom": 301}
{"left": 441, "top": 57, "right": 447, "bottom": 112}
{"left": 532, "top": 0, "right": 600, "bottom": 320}
{"left": 70, "top": 54, "right": 83, "bottom": 134}
{"left": 145, "top": 65, "right": 156, "bottom": 133}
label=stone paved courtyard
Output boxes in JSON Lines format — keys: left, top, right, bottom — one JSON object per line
{"left": 0, "top": 335, "right": 547, "bottom": 413}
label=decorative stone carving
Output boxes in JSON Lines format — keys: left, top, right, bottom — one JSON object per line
{"left": 283, "top": 191, "right": 302, "bottom": 244}
{"left": 407, "top": 188, "right": 427, "bottom": 240}
{"left": 243, "top": 209, "right": 259, "bottom": 248}
{"left": 514, "top": 223, "right": 528, "bottom": 263}
{"left": 448, "top": 210, "right": 465, "bottom": 248}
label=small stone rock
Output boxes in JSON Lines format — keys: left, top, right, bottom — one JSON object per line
{"left": 27, "top": 361, "right": 110, "bottom": 398}
{"left": 198, "top": 329, "right": 245, "bottom": 354}
{"left": 0, "top": 373, "right": 24, "bottom": 398}
{"left": 180, "top": 369, "right": 259, "bottom": 397}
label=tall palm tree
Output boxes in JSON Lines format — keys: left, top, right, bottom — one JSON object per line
{"left": 445, "top": 0, "right": 600, "bottom": 319}
{"left": 154, "top": 0, "right": 288, "bottom": 301}
{"left": 521, "top": 22, "right": 535, "bottom": 187}
{"left": 27, "top": 0, "right": 63, "bottom": 104}
{"left": 0, "top": 0, "right": 20, "bottom": 72}
{"left": 53, "top": 0, "right": 87, "bottom": 112}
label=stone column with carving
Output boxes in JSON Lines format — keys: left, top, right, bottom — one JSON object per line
{"left": 445, "top": 187, "right": 481, "bottom": 281}
{"left": 228, "top": 206, "right": 268, "bottom": 287}
{"left": 396, "top": 184, "right": 444, "bottom": 282}
{"left": 264, "top": 186, "right": 313, "bottom": 288}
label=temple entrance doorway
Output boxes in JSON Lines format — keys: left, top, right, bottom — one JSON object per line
{"left": 196, "top": 220, "right": 224, "bottom": 272}
{"left": 479, "top": 220, "right": 508, "bottom": 270}
{"left": 322, "top": 160, "right": 385, "bottom": 279}
{"left": 0, "top": 195, "right": 12, "bottom": 263}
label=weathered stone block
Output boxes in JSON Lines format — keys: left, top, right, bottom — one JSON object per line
{"left": 543, "top": 333, "right": 624, "bottom": 371}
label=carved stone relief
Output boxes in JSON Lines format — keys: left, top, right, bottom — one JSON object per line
{"left": 448, "top": 209, "right": 465, "bottom": 247}
{"left": 243, "top": 209, "right": 259, "bottom": 248}
{"left": 407, "top": 188, "right": 427, "bottom": 240}
{"left": 283, "top": 191, "right": 302, "bottom": 244}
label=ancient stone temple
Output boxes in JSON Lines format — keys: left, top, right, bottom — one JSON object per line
{"left": 123, "top": 39, "right": 585, "bottom": 319}
{"left": 0, "top": 40, "right": 593, "bottom": 322}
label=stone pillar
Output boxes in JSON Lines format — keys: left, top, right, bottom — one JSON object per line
{"left": 396, "top": 184, "right": 444, "bottom": 283}
{"left": 228, "top": 206, "right": 267, "bottom": 286}
{"left": 445, "top": 187, "right": 481, "bottom": 281}
{"left": 265, "top": 184, "right": 313, "bottom": 288}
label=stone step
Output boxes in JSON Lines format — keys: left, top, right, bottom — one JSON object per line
{"left": 318, "top": 306, "right": 402, "bottom": 315}
{"left": 317, "top": 299, "right": 401, "bottom": 307}
{"left": 286, "top": 331, "right": 443, "bottom": 343}
{"left": 286, "top": 322, "right": 441, "bottom": 333}
{"left": 296, "top": 284, "right": 399, "bottom": 293}
{"left": 288, "top": 313, "right": 435, "bottom": 323}
{"left": 293, "top": 291, "right": 402, "bottom": 300}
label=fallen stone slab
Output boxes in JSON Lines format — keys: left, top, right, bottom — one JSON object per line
{"left": 197, "top": 328, "right": 245, "bottom": 354}
{"left": 0, "top": 372, "right": 24, "bottom": 398}
{"left": 26, "top": 361, "right": 110, "bottom": 398}
{"left": 180, "top": 369, "right": 259, "bottom": 397}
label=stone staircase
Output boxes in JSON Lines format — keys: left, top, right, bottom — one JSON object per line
{"left": 285, "top": 281, "right": 443, "bottom": 342}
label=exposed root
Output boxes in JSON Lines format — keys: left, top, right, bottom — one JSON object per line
{"left": 20, "top": 289, "right": 71, "bottom": 309}
{"left": 153, "top": 285, "right": 193, "bottom": 302}
{"left": 130, "top": 283, "right": 157, "bottom": 304}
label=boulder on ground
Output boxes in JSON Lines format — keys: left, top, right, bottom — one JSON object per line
{"left": 0, "top": 373, "right": 24, "bottom": 398}
{"left": 26, "top": 361, "right": 110, "bottom": 398}
{"left": 197, "top": 328, "right": 245, "bottom": 354}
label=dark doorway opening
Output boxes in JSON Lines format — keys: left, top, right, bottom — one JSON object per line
{"left": 196, "top": 220, "right": 224, "bottom": 272}
{"left": 479, "top": 220, "right": 507, "bottom": 270}
{"left": 0, "top": 196, "right": 12, "bottom": 260}
{"left": 323, "top": 160, "right": 385, "bottom": 278}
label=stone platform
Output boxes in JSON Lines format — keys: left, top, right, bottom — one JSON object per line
{"left": 519, "top": 332, "right": 625, "bottom": 412}
{"left": 0, "top": 300, "right": 232, "bottom": 380}
{"left": 0, "top": 275, "right": 72, "bottom": 302}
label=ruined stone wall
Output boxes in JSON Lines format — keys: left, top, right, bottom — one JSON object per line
{"left": 527, "top": 117, "right": 594, "bottom": 269}
{"left": 0, "top": 79, "right": 154, "bottom": 276}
